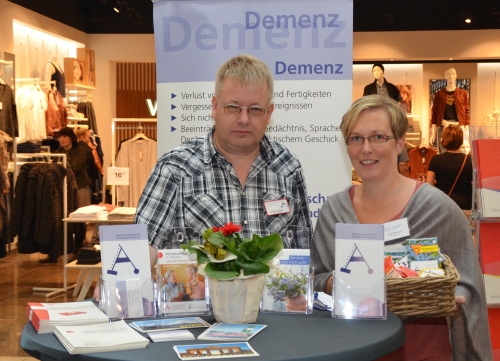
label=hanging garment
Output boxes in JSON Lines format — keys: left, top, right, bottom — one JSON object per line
{"left": 0, "top": 83, "right": 19, "bottom": 137}
{"left": 116, "top": 136, "right": 157, "bottom": 207}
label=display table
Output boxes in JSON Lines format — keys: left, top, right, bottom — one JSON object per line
{"left": 64, "top": 260, "right": 102, "bottom": 301}
{"left": 21, "top": 310, "right": 405, "bottom": 361}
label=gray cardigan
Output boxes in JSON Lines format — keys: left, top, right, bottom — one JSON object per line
{"left": 311, "top": 183, "right": 492, "bottom": 361}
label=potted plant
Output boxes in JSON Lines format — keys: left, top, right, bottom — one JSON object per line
{"left": 182, "top": 222, "right": 283, "bottom": 323}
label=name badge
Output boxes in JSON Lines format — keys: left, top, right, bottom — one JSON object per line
{"left": 264, "top": 199, "right": 290, "bottom": 216}
{"left": 383, "top": 218, "right": 410, "bottom": 241}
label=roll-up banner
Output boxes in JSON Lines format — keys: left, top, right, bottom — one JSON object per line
{"left": 152, "top": 0, "right": 353, "bottom": 223}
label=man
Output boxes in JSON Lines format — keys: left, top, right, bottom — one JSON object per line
{"left": 363, "top": 63, "right": 402, "bottom": 103}
{"left": 136, "top": 54, "right": 312, "bottom": 268}
{"left": 161, "top": 270, "right": 188, "bottom": 302}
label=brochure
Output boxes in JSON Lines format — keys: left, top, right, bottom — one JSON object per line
{"left": 147, "top": 329, "right": 195, "bottom": 342}
{"left": 130, "top": 317, "right": 211, "bottom": 333}
{"left": 99, "top": 224, "right": 155, "bottom": 319}
{"left": 333, "top": 223, "right": 386, "bottom": 319}
{"left": 198, "top": 323, "right": 267, "bottom": 341}
{"left": 173, "top": 342, "right": 259, "bottom": 360}
{"left": 261, "top": 249, "right": 313, "bottom": 313}
{"left": 53, "top": 320, "right": 149, "bottom": 354}
{"left": 156, "top": 248, "right": 210, "bottom": 316}
{"left": 27, "top": 301, "right": 109, "bottom": 334}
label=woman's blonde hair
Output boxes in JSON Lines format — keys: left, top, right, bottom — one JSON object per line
{"left": 74, "top": 126, "right": 89, "bottom": 141}
{"left": 340, "top": 95, "right": 409, "bottom": 141}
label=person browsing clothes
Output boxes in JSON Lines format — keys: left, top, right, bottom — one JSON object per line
{"left": 426, "top": 125, "right": 472, "bottom": 211}
{"left": 311, "top": 95, "right": 491, "bottom": 360}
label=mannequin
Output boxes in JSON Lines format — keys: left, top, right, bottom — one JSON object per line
{"left": 363, "top": 63, "right": 402, "bottom": 103}
{"left": 479, "top": 108, "right": 500, "bottom": 138}
{"left": 44, "top": 56, "right": 66, "bottom": 97}
{"left": 430, "top": 68, "right": 470, "bottom": 153}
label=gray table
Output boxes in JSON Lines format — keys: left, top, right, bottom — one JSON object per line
{"left": 21, "top": 310, "right": 404, "bottom": 361}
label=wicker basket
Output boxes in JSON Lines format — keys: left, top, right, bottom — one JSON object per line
{"left": 386, "top": 254, "right": 460, "bottom": 318}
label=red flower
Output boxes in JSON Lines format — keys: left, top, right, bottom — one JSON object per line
{"left": 212, "top": 222, "right": 242, "bottom": 236}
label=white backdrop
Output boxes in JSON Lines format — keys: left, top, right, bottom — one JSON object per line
{"left": 152, "top": 0, "right": 353, "bottom": 224}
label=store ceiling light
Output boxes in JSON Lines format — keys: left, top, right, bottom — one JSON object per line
{"left": 465, "top": 17, "right": 472, "bottom": 24}
{"left": 113, "top": 0, "right": 126, "bottom": 13}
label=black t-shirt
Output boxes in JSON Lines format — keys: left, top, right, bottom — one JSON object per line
{"left": 444, "top": 91, "right": 458, "bottom": 120}
{"left": 428, "top": 152, "right": 472, "bottom": 209}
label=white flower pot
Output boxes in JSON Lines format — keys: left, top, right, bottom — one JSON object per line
{"left": 208, "top": 274, "right": 265, "bottom": 324}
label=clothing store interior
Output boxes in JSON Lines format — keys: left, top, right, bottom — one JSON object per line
{"left": 1, "top": 0, "right": 500, "bottom": 360}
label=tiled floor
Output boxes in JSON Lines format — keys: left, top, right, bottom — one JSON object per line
{"left": 0, "top": 250, "right": 84, "bottom": 359}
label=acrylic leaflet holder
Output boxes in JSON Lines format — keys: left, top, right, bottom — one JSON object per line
{"left": 260, "top": 249, "right": 314, "bottom": 314}
{"left": 332, "top": 278, "right": 387, "bottom": 319}
{"left": 99, "top": 276, "right": 155, "bottom": 319}
{"left": 156, "top": 248, "right": 211, "bottom": 317}
{"left": 333, "top": 223, "right": 386, "bottom": 320}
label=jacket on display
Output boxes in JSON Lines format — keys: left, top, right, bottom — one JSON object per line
{"left": 431, "top": 88, "right": 470, "bottom": 126}
{"left": 363, "top": 78, "right": 402, "bottom": 102}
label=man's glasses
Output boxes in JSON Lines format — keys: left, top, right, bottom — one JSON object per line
{"left": 217, "top": 99, "right": 269, "bottom": 118}
{"left": 345, "top": 134, "right": 395, "bottom": 146}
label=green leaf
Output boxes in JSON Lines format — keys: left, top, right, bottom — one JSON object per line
{"left": 234, "top": 260, "right": 270, "bottom": 276}
{"left": 205, "top": 262, "right": 239, "bottom": 280}
{"left": 207, "top": 231, "right": 228, "bottom": 246}
{"left": 239, "top": 233, "right": 283, "bottom": 263}
{"left": 180, "top": 241, "right": 210, "bottom": 264}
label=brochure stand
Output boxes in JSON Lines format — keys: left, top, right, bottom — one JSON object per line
{"left": 155, "top": 228, "right": 210, "bottom": 317}
{"left": 99, "top": 224, "right": 156, "bottom": 318}
{"left": 99, "top": 276, "right": 155, "bottom": 319}
{"left": 261, "top": 249, "right": 314, "bottom": 314}
{"left": 261, "top": 266, "right": 314, "bottom": 314}
{"left": 333, "top": 223, "right": 386, "bottom": 320}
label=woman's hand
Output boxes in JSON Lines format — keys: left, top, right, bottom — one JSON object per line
{"left": 454, "top": 295, "right": 466, "bottom": 313}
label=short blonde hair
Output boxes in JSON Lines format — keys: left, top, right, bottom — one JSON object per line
{"left": 215, "top": 54, "right": 274, "bottom": 103}
{"left": 74, "top": 127, "right": 89, "bottom": 141}
{"left": 340, "top": 95, "right": 408, "bottom": 141}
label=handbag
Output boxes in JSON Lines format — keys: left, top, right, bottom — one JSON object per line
{"left": 448, "top": 153, "right": 468, "bottom": 196}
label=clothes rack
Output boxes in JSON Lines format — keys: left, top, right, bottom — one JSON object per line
{"left": 13, "top": 153, "right": 69, "bottom": 297}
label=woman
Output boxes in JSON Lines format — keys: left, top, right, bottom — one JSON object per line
{"left": 56, "top": 127, "right": 91, "bottom": 254}
{"left": 311, "top": 95, "right": 491, "bottom": 360}
{"left": 75, "top": 127, "right": 101, "bottom": 195}
{"left": 426, "top": 125, "right": 472, "bottom": 211}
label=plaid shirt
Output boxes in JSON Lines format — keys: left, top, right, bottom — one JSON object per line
{"left": 135, "top": 130, "right": 312, "bottom": 249}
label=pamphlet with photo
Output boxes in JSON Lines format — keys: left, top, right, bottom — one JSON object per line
{"left": 157, "top": 248, "right": 210, "bottom": 316}
{"left": 173, "top": 342, "right": 259, "bottom": 360}
{"left": 261, "top": 249, "right": 313, "bottom": 313}
{"left": 130, "top": 317, "right": 211, "bottom": 333}
{"left": 198, "top": 323, "right": 267, "bottom": 341}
